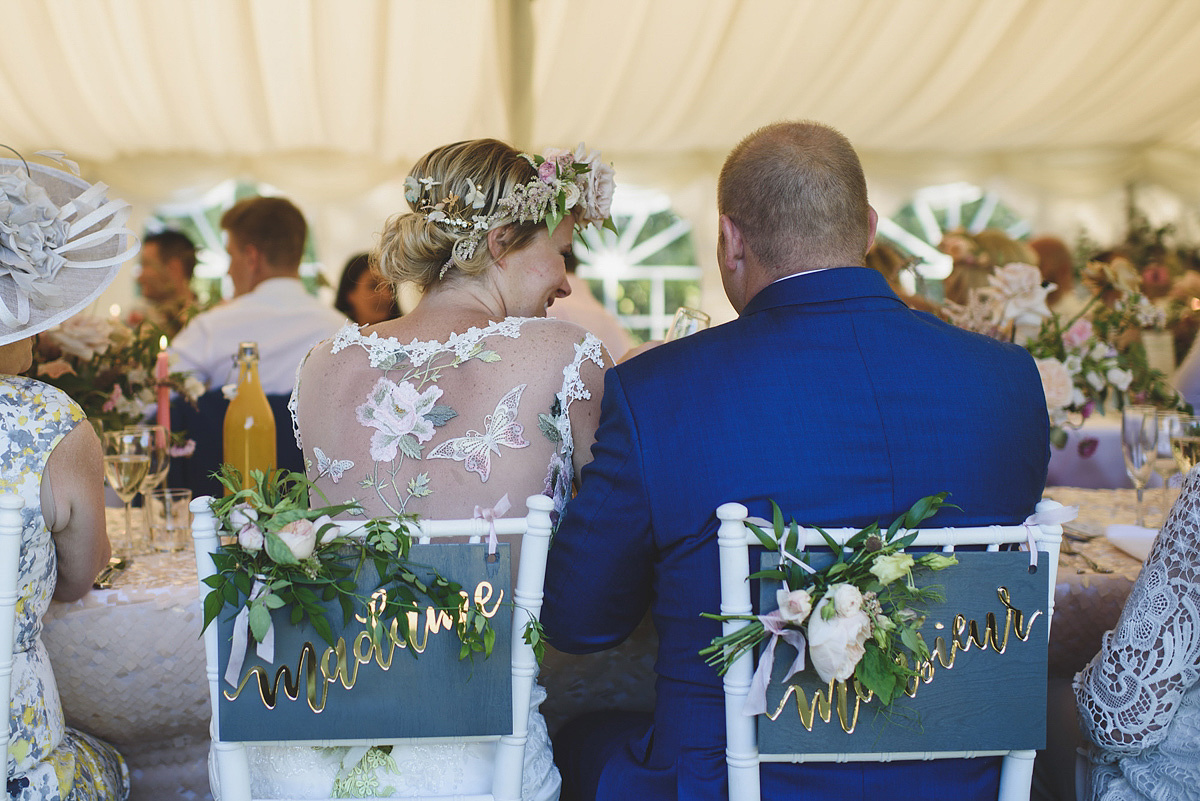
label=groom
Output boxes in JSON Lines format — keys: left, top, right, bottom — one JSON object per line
{"left": 542, "top": 121, "right": 1050, "bottom": 800}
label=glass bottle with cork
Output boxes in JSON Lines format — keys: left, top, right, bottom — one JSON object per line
{"left": 223, "top": 342, "right": 276, "bottom": 492}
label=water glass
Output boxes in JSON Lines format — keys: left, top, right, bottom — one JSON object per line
{"left": 1121, "top": 405, "right": 1158, "bottom": 527}
{"left": 665, "top": 307, "right": 711, "bottom": 340}
{"left": 145, "top": 488, "right": 193, "bottom": 552}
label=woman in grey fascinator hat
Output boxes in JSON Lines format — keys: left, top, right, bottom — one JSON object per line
{"left": 0, "top": 152, "right": 136, "bottom": 801}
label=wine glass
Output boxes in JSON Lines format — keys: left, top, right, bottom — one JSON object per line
{"left": 1121, "top": 405, "right": 1158, "bottom": 527}
{"left": 1169, "top": 415, "right": 1200, "bottom": 477}
{"left": 102, "top": 432, "right": 151, "bottom": 552}
{"left": 1153, "top": 410, "right": 1182, "bottom": 514}
{"left": 665, "top": 307, "right": 710, "bottom": 341}
{"left": 122, "top": 425, "right": 170, "bottom": 493}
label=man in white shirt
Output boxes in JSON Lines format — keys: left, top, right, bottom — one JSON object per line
{"left": 171, "top": 196, "right": 347, "bottom": 395}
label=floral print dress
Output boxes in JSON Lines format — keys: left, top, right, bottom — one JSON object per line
{"left": 0, "top": 376, "right": 129, "bottom": 801}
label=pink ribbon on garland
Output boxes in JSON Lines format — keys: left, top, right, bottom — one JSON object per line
{"left": 742, "top": 610, "right": 807, "bottom": 717}
{"left": 474, "top": 494, "right": 511, "bottom": 556}
{"left": 224, "top": 579, "right": 275, "bottom": 687}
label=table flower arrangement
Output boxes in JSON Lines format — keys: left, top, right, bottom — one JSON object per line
{"left": 27, "top": 314, "right": 205, "bottom": 439}
{"left": 701, "top": 493, "right": 958, "bottom": 711}
{"left": 944, "top": 261, "right": 1189, "bottom": 450}
{"left": 201, "top": 467, "right": 525, "bottom": 664}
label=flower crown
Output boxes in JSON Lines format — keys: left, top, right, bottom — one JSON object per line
{"left": 404, "top": 143, "right": 617, "bottom": 279}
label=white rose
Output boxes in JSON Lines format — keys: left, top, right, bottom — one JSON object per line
{"left": 830, "top": 583, "right": 864, "bottom": 615}
{"left": 276, "top": 519, "right": 317, "bottom": 561}
{"left": 572, "top": 143, "right": 615, "bottom": 225}
{"left": 1107, "top": 367, "right": 1133, "bottom": 392}
{"left": 229, "top": 504, "right": 258, "bottom": 531}
{"left": 45, "top": 315, "right": 114, "bottom": 361}
{"left": 775, "top": 588, "right": 813, "bottom": 626}
{"left": 807, "top": 597, "right": 872, "bottom": 684}
{"left": 1035, "top": 358, "right": 1074, "bottom": 409}
{"left": 988, "top": 263, "right": 1052, "bottom": 322}
{"left": 562, "top": 181, "right": 581, "bottom": 211}
{"left": 237, "top": 525, "right": 264, "bottom": 552}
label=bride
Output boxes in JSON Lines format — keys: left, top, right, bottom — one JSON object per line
{"left": 236, "top": 139, "right": 616, "bottom": 799}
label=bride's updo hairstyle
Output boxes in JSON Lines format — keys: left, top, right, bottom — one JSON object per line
{"left": 376, "top": 138, "right": 616, "bottom": 293}
{"left": 375, "top": 139, "right": 542, "bottom": 292}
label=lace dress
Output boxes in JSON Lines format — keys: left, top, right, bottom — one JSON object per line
{"left": 0, "top": 376, "right": 129, "bottom": 801}
{"left": 221, "top": 318, "right": 606, "bottom": 800}
{"left": 1074, "top": 469, "right": 1200, "bottom": 801}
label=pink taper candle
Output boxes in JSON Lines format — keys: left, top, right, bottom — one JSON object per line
{"left": 156, "top": 335, "right": 171, "bottom": 433}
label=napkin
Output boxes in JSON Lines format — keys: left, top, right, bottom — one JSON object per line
{"left": 1104, "top": 524, "right": 1158, "bottom": 561}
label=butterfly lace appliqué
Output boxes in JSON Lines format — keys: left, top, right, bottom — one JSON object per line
{"left": 313, "top": 447, "right": 354, "bottom": 484}
{"left": 427, "top": 384, "right": 530, "bottom": 481}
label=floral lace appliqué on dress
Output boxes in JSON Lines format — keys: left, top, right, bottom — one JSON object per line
{"left": 292, "top": 318, "right": 603, "bottom": 521}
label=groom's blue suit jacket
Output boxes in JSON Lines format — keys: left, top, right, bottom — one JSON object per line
{"left": 543, "top": 267, "right": 1050, "bottom": 800}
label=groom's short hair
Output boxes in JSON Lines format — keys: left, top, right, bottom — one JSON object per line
{"left": 718, "top": 121, "right": 870, "bottom": 274}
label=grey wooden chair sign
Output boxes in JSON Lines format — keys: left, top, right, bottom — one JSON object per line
{"left": 755, "top": 550, "right": 1048, "bottom": 755}
{"left": 217, "top": 543, "right": 513, "bottom": 742}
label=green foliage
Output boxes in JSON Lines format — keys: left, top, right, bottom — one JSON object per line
{"left": 700, "top": 493, "right": 959, "bottom": 708}
{"left": 202, "top": 467, "right": 524, "bottom": 666}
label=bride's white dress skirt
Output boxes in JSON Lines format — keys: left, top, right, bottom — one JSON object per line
{"left": 210, "top": 684, "right": 560, "bottom": 800}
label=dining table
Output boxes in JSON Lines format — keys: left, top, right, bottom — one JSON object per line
{"left": 41, "top": 491, "right": 1155, "bottom": 801}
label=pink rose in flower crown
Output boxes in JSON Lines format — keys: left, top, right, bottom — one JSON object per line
{"left": 1062, "top": 318, "right": 1094, "bottom": 350}
{"left": 572, "top": 142, "right": 615, "bottom": 226}
{"left": 537, "top": 160, "right": 558, "bottom": 183}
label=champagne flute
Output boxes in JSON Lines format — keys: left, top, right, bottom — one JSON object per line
{"left": 665, "top": 307, "right": 710, "bottom": 341}
{"left": 1121, "top": 405, "right": 1158, "bottom": 527}
{"left": 102, "top": 432, "right": 151, "bottom": 551}
{"left": 1153, "top": 410, "right": 1182, "bottom": 513}
{"left": 1169, "top": 415, "right": 1200, "bottom": 476}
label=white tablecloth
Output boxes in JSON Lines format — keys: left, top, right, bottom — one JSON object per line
{"left": 42, "top": 513, "right": 211, "bottom": 801}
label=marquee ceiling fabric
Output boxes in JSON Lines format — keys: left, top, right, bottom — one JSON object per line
{"left": 3, "top": 0, "right": 1200, "bottom": 309}
{"left": 3, "top": 0, "right": 1200, "bottom": 192}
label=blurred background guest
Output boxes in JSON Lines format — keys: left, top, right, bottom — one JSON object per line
{"left": 334, "top": 252, "right": 401, "bottom": 325}
{"left": 0, "top": 154, "right": 131, "bottom": 801}
{"left": 939, "top": 228, "right": 986, "bottom": 304}
{"left": 132, "top": 229, "right": 200, "bottom": 336}
{"left": 864, "top": 242, "right": 941, "bottom": 314}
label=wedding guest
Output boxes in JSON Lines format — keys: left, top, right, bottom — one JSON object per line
{"left": 1074, "top": 467, "right": 1200, "bottom": 800}
{"left": 864, "top": 241, "right": 941, "bottom": 314}
{"left": 939, "top": 228, "right": 987, "bottom": 304}
{"left": 0, "top": 155, "right": 130, "bottom": 800}
{"left": 549, "top": 249, "right": 633, "bottom": 360}
{"left": 334, "top": 252, "right": 401, "bottom": 325}
{"left": 170, "top": 196, "right": 346, "bottom": 394}
{"left": 231, "top": 138, "right": 616, "bottom": 799}
{"left": 133, "top": 229, "right": 201, "bottom": 336}
{"left": 543, "top": 120, "right": 1049, "bottom": 801}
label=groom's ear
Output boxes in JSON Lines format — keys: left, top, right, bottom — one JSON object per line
{"left": 719, "top": 215, "right": 745, "bottom": 275}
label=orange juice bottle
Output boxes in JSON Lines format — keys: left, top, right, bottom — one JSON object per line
{"left": 222, "top": 342, "right": 276, "bottom": 492}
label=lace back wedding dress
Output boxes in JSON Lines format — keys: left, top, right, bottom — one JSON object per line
{"left": 211, "top": 317, "right": 606, "bottom": 801}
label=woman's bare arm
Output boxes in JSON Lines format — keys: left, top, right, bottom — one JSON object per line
{"left": 40, "top": 422, "right": 111, "bottom": 602}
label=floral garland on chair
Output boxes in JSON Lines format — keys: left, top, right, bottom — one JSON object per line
{"left": 200, "top": 467, "right": 545, "bottom": 667}
{"left": 701, "top": 493, "right": 959, "bottom": 711}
